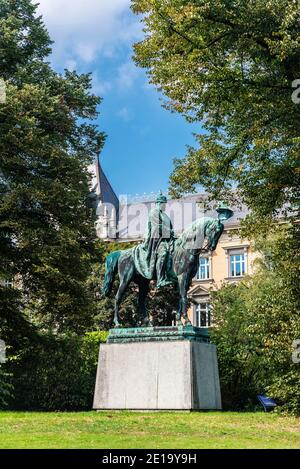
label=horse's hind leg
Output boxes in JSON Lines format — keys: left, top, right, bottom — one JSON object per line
{"left": 114, "top": 283, "right": 125, "bottom": 327}
{"left": 114, "top": 263, "right": 135, "bottom": 328}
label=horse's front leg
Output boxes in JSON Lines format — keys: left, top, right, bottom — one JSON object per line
{"left": 176, "top": 301, "right": 182, "bottom": 325}
{"left": 182, "top": 300, "right": 192, "bottom": 325}
{"left": 176, "top": 274, "right": 184, "bottom": 325}
{"left": 177, "top": 273, "right": 191, "bottom": 326}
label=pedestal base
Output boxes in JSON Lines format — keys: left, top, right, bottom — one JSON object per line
{"left": 93, "top": 330, "right": 222, "bottom": 411}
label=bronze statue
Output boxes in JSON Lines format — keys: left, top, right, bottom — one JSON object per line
{"left": 102, "top": 198, "right": 233, "bottom": 327}
{"left": 133, "top": 193, "right": 176, "bottom": 289}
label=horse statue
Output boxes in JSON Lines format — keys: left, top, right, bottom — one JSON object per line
{"left": 102, "top": 205, "right": 233, "bottom": 327}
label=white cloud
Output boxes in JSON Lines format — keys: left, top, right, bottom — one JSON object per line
{"left": 65, "top": 59, "right": 78, "bottom": 71}
{"left": 37, "top": 0, "right": 142, "bottom": 67}
{"left": 117, "top": 61, "right": 139, "bottom": 90}
{"left": 92, "top": 75, "right": 112, "bottom": 95}
{"left": 117, "top": 107, "right": 134, "bottom": 121}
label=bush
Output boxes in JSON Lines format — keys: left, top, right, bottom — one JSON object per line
{"left": 10, "top": 331, "right": 107, "bottom": 411}
{"left": 211, "top": 224, "right": 300, "bottom": 414}
{"left": 0, "top": 365, "right": 13, "bottom": 409}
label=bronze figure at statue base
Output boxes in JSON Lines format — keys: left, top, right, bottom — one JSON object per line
{"left": 106, "top": 324, "right": 209, "bottom": 344}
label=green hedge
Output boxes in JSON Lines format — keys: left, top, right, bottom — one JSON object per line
{"left": 9, "top": 331, "right": 107, "bottom": 411}
{"left": 211, "top": 278, "right": 300, "bottom": 415}
{"left": 0, "top": 366, "right": 13, "bottom": 409}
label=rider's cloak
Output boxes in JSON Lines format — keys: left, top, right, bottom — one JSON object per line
{"left": 133, "top": 206, "right": 175, "bottom": 282}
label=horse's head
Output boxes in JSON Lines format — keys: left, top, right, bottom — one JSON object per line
{"left": 204, "top": 219, "right": 224, "bottom": 252}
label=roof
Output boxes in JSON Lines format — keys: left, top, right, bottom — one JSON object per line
{"left": 98, "top": 161, "right": 119, "bottom": 212}
{"left": 118, "top": 193, "right": 249, "bottom": 240}
{"left": 88, "top": 157, "right": 119, "bottom": 217}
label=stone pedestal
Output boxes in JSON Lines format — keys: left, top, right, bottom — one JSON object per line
{"left": 93, "top": 326, "right": 222, "bottom": 411}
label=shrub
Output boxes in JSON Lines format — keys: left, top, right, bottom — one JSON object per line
{"left": 10, "top": 331, "right": 107, "bottom": 411}
{"left": 211, "top": 225, "right": 300, "bottom": 414}
{"left": 0, "top": 365, "right": 13, "bottom": 409}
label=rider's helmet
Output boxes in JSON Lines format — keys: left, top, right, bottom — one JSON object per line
{"left": 156, "top": 192, "right": 168, "bottom": 204}
{"left": 216, "top": 202, "right": 234, "bottom": 221}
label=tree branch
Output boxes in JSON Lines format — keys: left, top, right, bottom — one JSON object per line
{"left": 156, "top": 10, "right": 231, "bottom": 51}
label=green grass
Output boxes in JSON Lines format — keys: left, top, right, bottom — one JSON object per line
{"left": 0, "top": 411, "right": 299, "bottom": 449}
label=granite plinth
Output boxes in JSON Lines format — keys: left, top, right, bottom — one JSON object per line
{"left": 93, "top": 326, "right": 221, "bottom": 411}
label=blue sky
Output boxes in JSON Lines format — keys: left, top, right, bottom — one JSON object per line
{"left": 37, "top": 0, "right": 199, "bottom": 197}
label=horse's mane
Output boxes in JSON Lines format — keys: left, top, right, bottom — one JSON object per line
{"left": 172, "top": 217, "right": 219, "bottom": 276}
{"left": 175, "top": 217, "right": 217, "bottom": 250}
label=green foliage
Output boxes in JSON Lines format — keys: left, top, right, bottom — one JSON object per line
{"left": 10, "top": 331, "right": 107, "bottom": 411}
{"left": 0, "top": 366, "right": 13, "bottom": 409}
{"left": 0, "top": 0, "right": 107, "bottom": 410}
{"left": 0, "top": 0, "right": 105, "bottom": 333}
{"left": 132, "top": 0, "right": 300, "bottom": 218}
{"left": 211, "top": 223, "right": 300, "bottom": 414}
{"left": 133, "top": 0, "right": 300, "bottom": 414}
{"left": 148, "top": 285, "right": 178, "bottom": 326}
{"left": 0, "top": 286, "right": 36, "bottom": 349}
{"left": 1, "top": 411, "right": 300, "bottom": 449}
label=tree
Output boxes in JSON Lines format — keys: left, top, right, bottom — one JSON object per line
{"left": 210, "top": 222, "right": 300, "bottom": 414}
{"left": 0, "top": 366, "right": 13, "bottom": 409}
{"left": 132, "top": 0, "right": 300, "bottom": 414}
{"left": 0, "top": 0, "right": 105, "bottom": 333}
{"left": 132, "top": 0, "right": 300, "bottom": 219}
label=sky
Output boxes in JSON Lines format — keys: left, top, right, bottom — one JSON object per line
{"left": 37, "top": 0, "right": 199, "bottom": 198}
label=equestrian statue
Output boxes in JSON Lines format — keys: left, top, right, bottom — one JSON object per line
{"left": 102, "top": 194, "right": 233, "bottom": 327}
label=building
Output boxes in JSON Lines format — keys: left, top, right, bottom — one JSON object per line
{"left": 87, "top": 157, "right": 119, "bottom": 239}
{"left": 92, "top": 158, "right": 258, "bottom": 328}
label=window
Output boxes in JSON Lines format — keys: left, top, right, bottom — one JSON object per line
{"left": 3, "top": 279, "right": 13, "bottom": 288}
{"left": 224, "top": 246, "right": 248, "bottom": 279}
{"left": 230, "top": 253, "right": 245, "bottom": 277}
{"left": 197, "top": 257, "right": 210, "bottom": 280}
{"left": 195, "top": 303, "right": 212, "bottom": 328}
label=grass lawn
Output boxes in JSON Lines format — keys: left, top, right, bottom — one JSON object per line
{"left": 0, "top": 411, "right": 299, "bottom": 449}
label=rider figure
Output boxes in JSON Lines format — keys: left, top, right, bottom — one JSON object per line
{"left": 133, "top": 193, "right": 176, "bottom": 289}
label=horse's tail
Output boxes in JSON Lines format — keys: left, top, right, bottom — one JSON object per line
{"left": 102, "top": 251, "right": 121, "bottom": 297}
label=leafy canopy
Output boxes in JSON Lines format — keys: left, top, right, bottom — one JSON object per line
{"left": 211, "top": 222, "right": 300, "bottom": 414}
{"left": 0, "top": 0, "right": 105, "bottom": 332}
{"left": 132, "top": 0, "right": 300, "bottom": 217}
